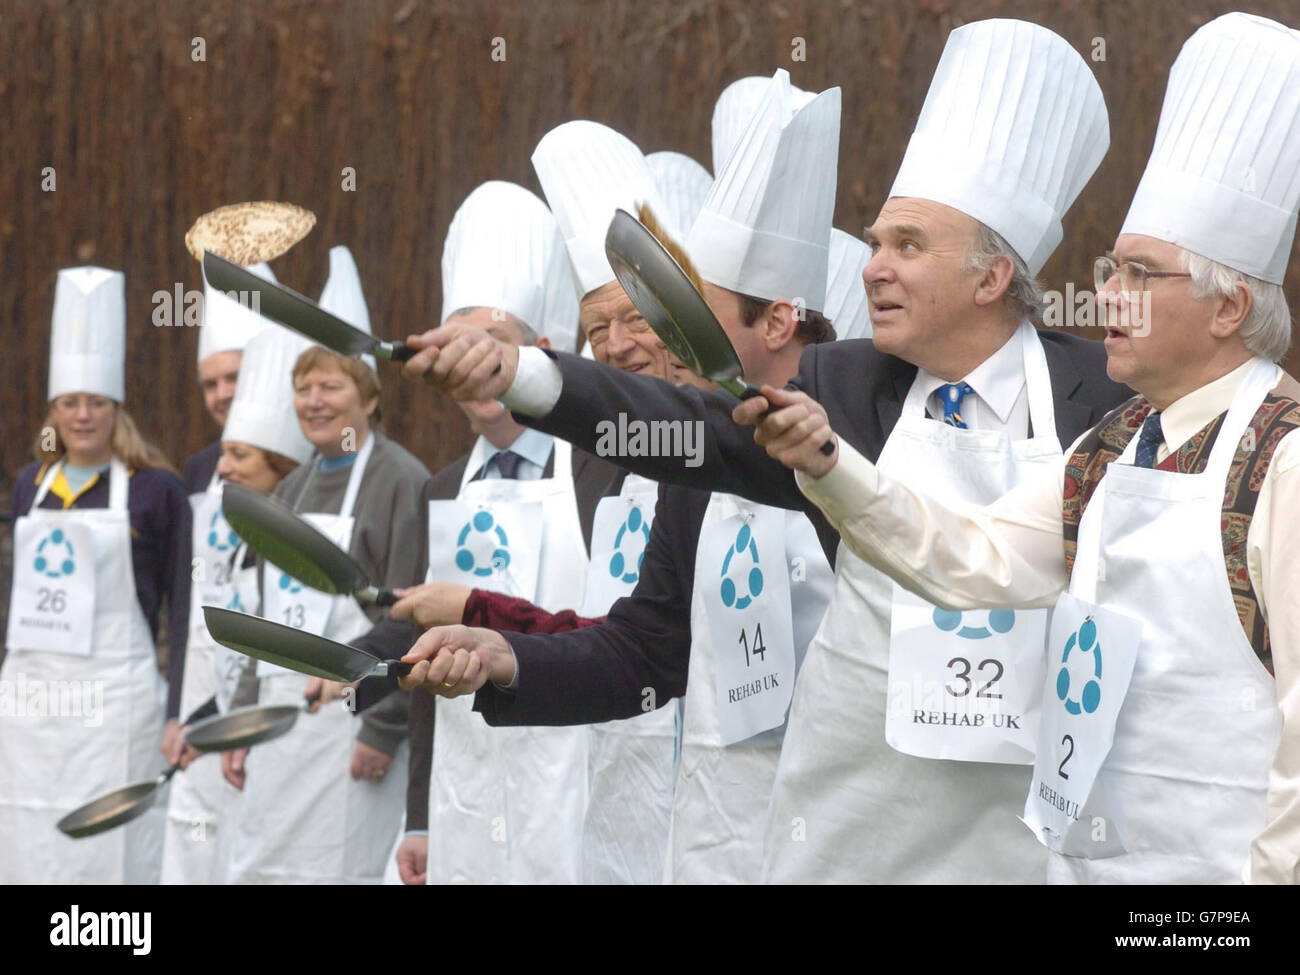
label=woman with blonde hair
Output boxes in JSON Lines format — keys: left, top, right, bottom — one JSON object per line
{"left": 0, "top": 267, "right": 192, "bottom": 884}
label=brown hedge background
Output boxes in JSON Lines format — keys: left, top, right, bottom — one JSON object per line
{"left": 2, "top": 0, "right": 1299, "bottom": 490}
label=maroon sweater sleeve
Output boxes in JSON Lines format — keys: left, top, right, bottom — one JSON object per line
{"left": 461, "top": 588, "right": 603, "bottom": 634}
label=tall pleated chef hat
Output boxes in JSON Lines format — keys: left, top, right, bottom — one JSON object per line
{"left": 687, "top": 69, "right": 840, "bottom": 312}
{"left": 48, "top": 266, "right": 126, "bottom": 402}
{"left": 538, "top": 220, "right": 582, "bottom": 353}
{"left": 889, "top": 19, "right": 1109, "bottom": 276}
{"left": 646, "top": 151, "right": 714, "bottom": 239}
{"left": 710, "top": 75, "right": 815, "bottom": 175}
{"left": 440, "top": 181, "right": 564, "bottom": 346}
{"left": 1121, "top": 13, "right": 1300, "bottom": 285}
{"left": 532, "top": 120, "right": 667, "bottom": 297}
{"left": 825, "top": 229, "right": 872, "bottom": 341}
{"left": 317, "top": 245, "right": 376, "bottom": 372}
{"left": 199, "top": 262, "right": 275, "bottom": 365}
{"left": 221, "top": 324, "right": 314, "bottom": 465}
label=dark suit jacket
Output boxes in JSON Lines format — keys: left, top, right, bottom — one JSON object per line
{"left": 473, "top": 331, "right": 1131, "bottom": 729}
{"left": 404, "top": 441, "right": 624, "bottom": 829}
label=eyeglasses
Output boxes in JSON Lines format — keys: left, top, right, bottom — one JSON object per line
{"left": 1094, "top": 256, "right": 1191, "bottom": 295}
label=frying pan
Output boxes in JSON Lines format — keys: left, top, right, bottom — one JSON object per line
{"left": 57, "top": 695, "right": 216, "bottom": 839}
{"left": 203, "top": 606, "right": 412, "bottom": 682}
{"left": 184, "top": 687, "right": 324, "bottom": 753}
{"left": 202, "top": 251, "right": 415, "bottom": 363}
{"left": 221, "top": 482, "right": 396, "bottom": 606}
{"left": 58, "top": 689, "right": 323, "bottom": 838}
{"left": 604, "top": 208, "right": 835, "bottom": 455}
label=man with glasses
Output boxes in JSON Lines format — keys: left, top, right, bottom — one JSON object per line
{"left": 737, "top": 12, "right": 1300, "bottom": 883}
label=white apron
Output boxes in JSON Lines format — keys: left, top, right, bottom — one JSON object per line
{"left": 160, "top": 470, "right": 242, "bottom": 884}
{"left": 426, "top": 437, "right": 590, "bottom": 884}
{"left": 226, "top": 436, "right": 407, "bottom": 884}
{"left": 0, "top": 458, "right": 166, "bottom": 884}
{"left": 668, "top": 493, "right": 832, "bottom": 884}
{"left": 579, "top": 474, "right": 681, "bottom": 885}
{"left": 1040, "top": 357, "right": 1281, "bottom": 884}
{"left": 763, "top": 322, "right": 1056, "bottom": 883}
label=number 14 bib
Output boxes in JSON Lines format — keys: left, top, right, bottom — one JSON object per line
{"left": 698, "top": 505, "right": 795, "bottom": 745}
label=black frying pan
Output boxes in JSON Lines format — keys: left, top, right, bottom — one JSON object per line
{"left": 203, "top": 606, "right": 412, "bottom": 682}
{"left": 604, "top": 208, "right": 834, "bottom": 455}
{"left": 57, "top": 696, "right": 217, "bottom": 839}
{"left": 221, "top": 482, "right": 396, "bottom": 606}
{"left": 203, "top": 251, "right": 415, "bottom": 363}
{"left": 58, "top": 689, "right": 323, "bottom": 838}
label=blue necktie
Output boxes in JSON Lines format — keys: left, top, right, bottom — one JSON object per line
{"left": 937, "top": 382, "right": 974, "bottom": 429}
{"left": 492, "top": 450, "right": 523, "bottom": 480}
{"left": 1134, "top": 412, "right": 1163, "bottom": 469}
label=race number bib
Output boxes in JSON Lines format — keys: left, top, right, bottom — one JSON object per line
{"left": 191, "top": 487, "right": 240, "bottom": 616}
{"left": 1021, "top": 593, "right": 1140, "bottom": 857}
{"left": 885, "top": 586, "right": 1047, "bottom": 764}
{"left": 7, "top": 520, "right": 96, "bottom": 655}
{"left": 699, "top": 506, "right": 795, "bottom": 745}
{"left": 580, "top": 488, "right": 658, "bottom": 616}
{"left": 255, "top": 514, "right": 350, "bottom": 677}
{"left": 426, "top": 499, "right": 544, "bottom": 600}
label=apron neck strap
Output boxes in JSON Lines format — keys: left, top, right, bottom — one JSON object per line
{"left": 31, "top": 456, "right": 128, "bottom": 511}
{"left": 1202, "top": 358, "right": 1279, "bottom": 482}
{"left": 338, "top": 431, "right": 375, "bottom": 519}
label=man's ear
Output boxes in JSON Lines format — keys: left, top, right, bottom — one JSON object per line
{"left": 764, "top": 300, "right": 799, "bottom": 349}
{"left": 1209, "top": 280, "right": 1252, "bottom": 340}
{"left": 972, "top": 254, "right": 1015, "bottom": 308}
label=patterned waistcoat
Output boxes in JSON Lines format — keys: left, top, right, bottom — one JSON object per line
{"left": 1061, "top": 372, "right": 1300, "bottom": 674}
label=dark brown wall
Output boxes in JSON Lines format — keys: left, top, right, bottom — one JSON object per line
{"left": 2, "top": 0, "right": 1299, "bottom": 491}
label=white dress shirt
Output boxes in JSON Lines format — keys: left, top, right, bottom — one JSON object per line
{"left": 798, "top": 357, "right": 1300, "bottom": 884}
{"left": 916, "top": 325, "right": 1030, "bottom": 437}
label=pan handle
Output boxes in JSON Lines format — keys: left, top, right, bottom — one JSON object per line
{"left": 739, "top": 384, "right": 837, "bottom": 457}
{"left": 378, "top": 341, "right": 417, "bottom": 362}
{"left": 182, "top": 695, "right": 219, "bottom": 726}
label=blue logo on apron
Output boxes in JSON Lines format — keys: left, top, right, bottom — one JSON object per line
{"left": 608, "top": 504, "right": 650, "bottom": 583}
{"left": 932, "top": 608, "right": 1016, "bottom": 640}
{"left": 719, "top": 522, "right": 764, "bottom": 610}
{"left": 277, "top": 572, "right": 303, "bottom": 595}
{"left": 34, "top": 529, "right": 77, "bottom": 578}
{"left": 455, "top": 510, "right": 511, "bottom": 578}
{"left": 1056, "top": 617, "right": 1102, "bottom": 715}
{"left": 227, "top": 590, "right": 246, "bottom": 612}
{"left": 207, "top": 509, "right": 239, "bottom": 551}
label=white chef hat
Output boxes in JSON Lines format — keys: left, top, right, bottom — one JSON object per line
{"left": 686, "top": 69, "right": 840, "bottom": 312}
{"left": 646, "top": 151, "right": 713, "bottom": 239}
{"left": 825, "top": 229, "right": 872, "bottom": 341}
{"left": 1121, "top": 13, "right": 1300, "bottom": 285}
{"left": 221, "top": 324, "right": 314, "bottom": 465}
{"left": 198, "top": 261, "right": 275, "bottom": 366}
{"left": 538, "top": 222, "right": 582, "bottom": 352}
{"left": 440, "top": 181, "right": 556, "bottom": 341}
{"left": 532, "top": 120, "right": 667, "bottom": 297}
{"left": 48, "top": 266, "right": 126, "bottom": 402}
{"left": 889, "top": 19, "right": 1109, "bottom": 276}
{"left": 711, "top": 75, "right": 815, "bottom": 175}
{"left": 317, "top": 245, "right": 375, "bottom": 373}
